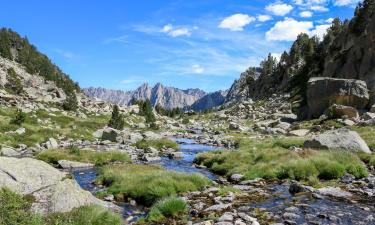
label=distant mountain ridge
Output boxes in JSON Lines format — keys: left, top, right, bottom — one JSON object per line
{"left": 84, "top": 83, "right": 206, "bottom": 109}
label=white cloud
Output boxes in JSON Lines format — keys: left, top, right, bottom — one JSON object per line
{"left": 271, "top": 53, "right": 281, "bottom": 61}
{"left": 219, "top": 14, "right": 255, "bottom": 31}
{"left": 266, "top": 2, "right": 293, "bottom": 16}
{"left": 325, "top": 18, "right": 334, "bottom": 23}
{"left": 266, "top": 18, "right": 313, "bottom": 41}
{"left": 310, "top": 5, "right": 329, "bottom": 12}
{"left": 192, "top": 64, "right": 205, "bottom": 74}
{"left": 300, "top": 11, "right": 313, "bottom": 18}
{"left": 334, "top": 0, "right": 359, "bottom": 6}
{"left": 161, "top": 24, "right": 191, "bottom": 37}
{"left": 169, "top": 28, "right": 191, "bottom": 37}
{"left": 257, "top": 14, "right": 272, "bottom": 22}
{"left": 310, "top": 24, "right": 331, "bottom": 39}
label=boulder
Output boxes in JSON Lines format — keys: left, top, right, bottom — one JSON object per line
{"left": 289, "top": 129, "right": 310, "bottom": 137}
{"left": 0, "top": 157, "right": 119, "bottom": 214}
{"left": 101, "top": 128, "right": 119, "bottom": 142}
{"left": 307, "top": 77, "right": 369, "bottom": 118}
{"left": 304, "top": 128, "right": 371, "bottom": 153}
{"left": 58, "top": 160, "right": 94, "bottom": 170}
{"left": 362, "top": 112, "right": 375, "bottom": 120}
{"left": 0, "top": 146, "right": 21, "bottom": 157}
{"left": 230, "top": 174, "right": 245, "bottom": 183}
{"left": 316, "top": 187, "right": 353, "bottom": 199}
{"left": 325, "top": 104, "right": 359, "bottom": 119}
{"left": 371, "top": 104, "right": 375, "bottom": 113}
{"left": 45, "top": 137, "right": 58, "bottom": 149}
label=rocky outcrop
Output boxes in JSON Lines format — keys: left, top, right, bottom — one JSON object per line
{"left": 0, "top": 157, "right": 119, "bottom": 214}
{"left": 306, "top": 77, "right": 369, "bottom": 118}
{"left": 191, "top": 91, "right": 227, "bottom": 111}
{"left": 84, "top": 83, "right": 206, "bottom": 109}
{"left": 304, "top": 128, "right": 371, "bottom": 153}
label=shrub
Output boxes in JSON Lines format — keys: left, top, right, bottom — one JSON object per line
{"left": 146, "top": 197, "right": 187, "bottom": 222}
{"left": 96, "top": 164, "right": 210, "bottom": 206}
{"left": 62, "top": 93, "right": 78, "bottom": 111}
{"left": 10, "top": 109, "right": 26, "bottom": 125}
{"left": 182, "top": 117, "right": 190, "bottom": 124}
{"left": 5, "top": 68, "right": 23, "bottom": 94}
{"left": 108, "top": 105, "right": 125, "bottom": 130}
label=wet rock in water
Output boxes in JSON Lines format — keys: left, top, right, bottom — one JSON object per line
{"left": 0, "top": 157, "right": 119, "bottom": 214}
{"left": 289, "top": 182, "right": 314, "bottom": 194}
{"left": 168, "top": 152, "right": 184, "bottom": 158}
{"left": 316, "top": 187, "right": 353, "bottom": 199}
{"left": 303, "top": 128, "right": 371, "bottom": 153}
{"left": 306, "top": 77, "right": 369, "bottom": 118}
{"left": 58, "top": 160, "right": 94, "bottom": 170}
{"left": 230, "top": 174, "right": 245, "bottom": 183}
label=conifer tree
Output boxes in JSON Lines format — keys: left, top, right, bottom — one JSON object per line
{"left": 108, "top": 105, "right": 125, "bottom": 130}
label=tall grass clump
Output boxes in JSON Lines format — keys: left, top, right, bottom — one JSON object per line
{"left": 37, "top": 149, "right": 130, "bottom": 166}
{"left": 194, "top": 138, "right": 368, "bottom": 181}
{"left": 146, "top": 197, "right": 187, "bottom": 222}
{"left": 96, "top": 164, "right": 210, "bottom": 206}
{"left": 135, "top": 139, "right": 178, "bottom": 150}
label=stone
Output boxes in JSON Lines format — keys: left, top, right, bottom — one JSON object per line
{"left": 230, "top": 174, "right": 245, "bottom": 183}
{"left": 306, "top": 77, "right": 369, "bottom": 118}
{"left": 371, "top": 104, "right": 375, "bottom": 113}
{"left": 45, "top": 137, "right": 58, "bottom": 149}
{"left": 289, "top": 182, "right": 314, "bottom": 194}
{"left": 14, "top": 127, "right": 26, "bottom": 135}
{"left": 325, "top": 104, "right": 359, "bottom": 119}
{"left": 289, "top": 129, "right": 310, "bottom": 137}
{"left": 0, "top": 146, "right": 21, "bottom": 157}
{"left": 193, "top": 221, "right": 214, "bottom": 225}
{"left": 204, "top": 203, "right": 232, "bottom": 212}
{"left": 0, "top": 157, "right": 119, "bottom": 214}
{"left": 218, "top": 213, "right": 234, "bottom": 222}
{"left": 143, "top": 131, "right": 162, "bottom": 140}
{"left": 58, "top": 160, "right": 94, "bottom": 170}
{"left": 341, "top": 119, "right": 356, "bottom": 126}
{"left": 168, "top": 152, "right": 184, "bottom": 158}
{"left": 362, "top": 112, "right": 375, "bottom": 120}
{"left": 275, "top": 121, "right": 291, "bottom": 130}
{"left": 238, "top": 213, "right": 257, "bottom": 222}
{"left": 316, "top": 187, "right": 353, "bottom": 199}
{"left": 101, "top": 128, "right": 119, "bottom": 142}
{"left": 303, "top": 128, "right": 371, "bottom": 153}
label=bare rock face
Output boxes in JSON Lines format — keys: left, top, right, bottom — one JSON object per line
{"left": 306, "top": 77, "right": 369, "bottom": 118}
{"left": 0, "top": 157, "right": 119, "bottom": 214}
{"left": 303, "top": 128, "right": 371, "bottom": 153}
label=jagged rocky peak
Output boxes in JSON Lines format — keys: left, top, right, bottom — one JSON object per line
{"left": 84, "top": 83, "right": 207, "bottom": 109}
{"left": 191, "top": 90, "right": 228, "bottom": 111}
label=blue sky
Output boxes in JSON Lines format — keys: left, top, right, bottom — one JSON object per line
{"left": 0, "top": 0, "right": 358, "bottom": 92}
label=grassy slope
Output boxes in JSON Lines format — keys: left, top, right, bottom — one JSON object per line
{"left": 134, "top": 139, "right": 179, "bottom": 150}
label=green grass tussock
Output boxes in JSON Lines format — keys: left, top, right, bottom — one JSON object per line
{"left": 0, "top": 188, "right": 121, "bottom": 225}
{"left": 146, "top": 197, "right": 187, "bottom": 222}
{"left": 96, "top": 164, "right": 210, "bottom": 206}
{"left": 135, "top": 138, "right": 178, "bottom": 150}
{"left": 36, "top": 148, "right": 130, "bottom": 166}
{"left": 195, "top": 138, "right": 368, "bottom": 181}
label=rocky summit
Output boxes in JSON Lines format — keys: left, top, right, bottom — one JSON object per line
{"left": 1, "top": 2, "right": 375, "bottom": 225}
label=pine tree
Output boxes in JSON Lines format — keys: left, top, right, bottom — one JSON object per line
{"left": 62, "top": 92, "right": 78, "bottom": 111}
{"left": 108, "top": 105, "right": 125, "bottom": 130}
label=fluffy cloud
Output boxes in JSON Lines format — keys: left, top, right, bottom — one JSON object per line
{"left": 266, "top": 17, "right": 332, "bottom": 41}
{"left": 266, "top": 2, "right": 294, "bottom": 16}
{"left": 310, "top": 5, "right": 329, "bottom": 12}
{"left": 334, "top": 0, "right": 358, "bottom": 6}
{"left": 192, "top": 64, "right": 205, "bottom": 74}
{"left": 161, "top": 24, "right": 191, "bottom": 37}
{"left": 300, "top": 11, "right": 313, "bottom": 17}
{"left": 266, "top": 18, "right": 313, "bottom": 41}
{"left": 310, "top": 24, "right": 331, "bottom": 39}
{"left": 219, "top": 14, "right": 255, "bottom": 31}
{"left": 257, "top": 14, "right": 272, "bottom": 22}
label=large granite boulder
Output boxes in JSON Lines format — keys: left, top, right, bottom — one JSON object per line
{"left": 0, "top": 157, "right": 119, "bottom": 214}
{"left": 325, "top": 104, "right": 359, "bottom": 119}
{"left": 304, "top": 128, "right": 371, "bottom": 153}
{"left": 307, "top": 77, "right": 369, "bottom": 118}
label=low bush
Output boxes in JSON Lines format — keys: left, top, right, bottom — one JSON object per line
{"left": 36, "top": 149, "right": 130, "bottom": 166}
{"left": 96, "top": 164, "right": 210, "bottom": 206}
